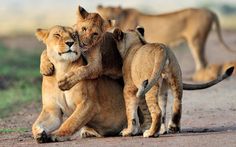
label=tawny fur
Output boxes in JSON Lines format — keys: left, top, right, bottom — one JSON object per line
{"left": 32, "top": 26, "right": 126, "bottom": 143}
{"left": 97, "top": 6, "right": 235, "bottom": 72}
{"left": 112, "top": 27, "right": 233, "bottom": 137}
{"left": 113, "top": 27, "right": 183, "bottom": 137}
{"left": 53, "top": 6, "right": 123, "bottom": 91}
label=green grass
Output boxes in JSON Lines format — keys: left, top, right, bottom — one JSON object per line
{"left": 0, "top": 128, "right": 29, "bottom": 133}
{"left": 0, "top": 44, "right": 41, "bottom": 118}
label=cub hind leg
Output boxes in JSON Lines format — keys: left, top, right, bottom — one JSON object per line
{"left": 167, "top": 75, "right": 183, "bottom": 133}
{"left": 143, "top": 85, "right": 162, "bottom": 137}
{"left": 158, "top": 80, "right": 168, "bottom": 135}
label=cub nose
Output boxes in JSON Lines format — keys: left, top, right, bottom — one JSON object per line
{"left": 65, "top": 41, "right": 74, "bottom": 47}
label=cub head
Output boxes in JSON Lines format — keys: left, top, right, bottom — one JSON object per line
{"left": 97, "top": 5, "right": 122, "bottom": 20}
{"left": 112, "top": 26, "right": 146, "bottom": 58}
{"left": 36, "top": 25, "right": 80, "bottom": 62}
{"left": 74, "top": 6, "right": 113, "bottom": 51}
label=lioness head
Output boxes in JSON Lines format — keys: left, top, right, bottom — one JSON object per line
{"left": 74, "top": 6, "right": 113, "bottom": 51}
{"left": 112, "top": 26, "right": 146, "bottom": 58}
{"left": 36, "top": 25, "right": 80, "bottom": 62}
{"left": 97, "top": 5, "right": 122, "bottom": 20}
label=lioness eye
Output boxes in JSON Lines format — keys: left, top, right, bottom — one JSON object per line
{"left": 82, "top": 27, "right": 87, "bottom": 32}
{"left": 54, "top": 34, "right": 60, "bottom": 38}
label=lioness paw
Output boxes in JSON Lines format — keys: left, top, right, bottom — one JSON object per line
{"left": 58, "top": 72, "right": 77, "bottom": 91}
{"left": 40, "top": 62, "right": 54, "bottom": 76}
{"left": 35, "top": 131, "right": 52, "bottom": 143}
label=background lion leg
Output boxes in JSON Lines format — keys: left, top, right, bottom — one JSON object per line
{"left": 187, "top": 38, "right": 207, "bottom": 71}
{"left": 158, "top": 80, "right": 168, "bottom": 135}
{"left": 143, "top": 85, "right": 161, "bottom": 137}
{"left": 32, "top": 107, "right": 62, "bottom": 143}
{"left": 80, "top": 126, "right": 102, "bottom": 138}
{"left": 121, "top": 84, "right": 140, "bottom": 136}
{"left": 50, "top": 99, "right": 95, "bottom": 142}
{"left": 167, "top": 76, "right": 183, "bottom": 133}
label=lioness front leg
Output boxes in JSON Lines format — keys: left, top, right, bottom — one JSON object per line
{"left": 32, "top": 107, "right": 62, "bottom": 143}
{"left": 50, "top": 99, "right": 96, "bottom": 142}
{"left": 40, "top": 50, "right": 54, "bottom": 76}
{"left": 121, "top": 85, "right": 140, "bottom": 136}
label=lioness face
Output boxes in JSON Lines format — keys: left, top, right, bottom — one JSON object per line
{"left": 97, "top": 5, "right": 122, "bottom": 20}
{"left": 112, "top": 27, "right": 145, "bottom": 57}
{"left": 36, "top": 26, "right": 81, "bottom": 62}
{"left": 74, "top": 6, "right": 112, "bottom": 51}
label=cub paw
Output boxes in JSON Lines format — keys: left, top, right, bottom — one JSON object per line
{"left": 40, "top": 62, "right": 54, "bottom": 76}
{"left": 167, "top": 124, "right": 180, "bottom": 134}
{"left": 143, "top": 130, "right": 157, "bottom": 138}
{"left": 58, "top": 72, "right": 77, "bottom": 91}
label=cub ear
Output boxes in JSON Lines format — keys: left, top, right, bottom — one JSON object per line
{"left": 136, "top": 26, "right": 145, "bottom": 36}
{"left": 103, "top": 20, "right": 116, "bottom": 31}
{"left": 113, "top": 28, "right": 124, "bottom": 41}
{"left": 35, "top": 28, "right": 49, "bottom": 42}
{"left": 108, "top": 20, "right": 117, "bottom": 27}
{"left": 77, "top": 5, "right": 89, "bottom": 20}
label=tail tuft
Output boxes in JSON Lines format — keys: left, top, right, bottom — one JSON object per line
{"left": 142, "top": 80, "right": 149, "bottom": 88}
{"left": 136, "top": 79, "right": 149, "bottom": 98}
{"left": 225, "top": 66, "right": 234, "bottom": 76}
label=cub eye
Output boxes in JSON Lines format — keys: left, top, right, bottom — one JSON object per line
{"left": 93, "top": 32, "right": 98, "bottom": 36}
{"left": 81, "top": 27, "right": 87, "bottom": 32}
{"left": 53, "top": 33, "right": 61, "bottom": 38}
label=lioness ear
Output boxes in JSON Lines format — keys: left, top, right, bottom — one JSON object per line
{"left": 77, "top": 5, "right": 89, "bottom": 20}
{"left": 113, "top": 28, "right": 124, "bottom": 41}
{"left": 35, "top": 28, "right": 49, "bottom": 42}
{"left": 136, "top": 26, "right": 144, "bottom": 36}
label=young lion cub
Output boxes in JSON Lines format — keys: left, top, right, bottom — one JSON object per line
{"left": 32, "top": 26, "right": 126, "bottom": 143}
{"left": 112, "top": 27, "right": 234, "bottom": 137}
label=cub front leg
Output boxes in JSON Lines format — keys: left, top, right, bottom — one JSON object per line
{"left": 58, "top": 48, "right": 102, "bottom": 91}
{"left": 32, "top": 107, "right": 62, "bottom": 143}
{"left": 50, "top": 98, "right": 96, "bottom": 142}
{"left": 40, "top": 50, "right": 54, "bottom": 76}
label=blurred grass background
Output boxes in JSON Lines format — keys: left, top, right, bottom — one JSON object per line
{"left": 0, "top": 0, "right": 235, "bottom": 118}
{"left": 0, "top": 43, "right": 41, "bottom": 117}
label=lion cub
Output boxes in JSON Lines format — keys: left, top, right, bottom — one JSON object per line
{"left": 112, "top": 27, "right": 234, "bottom": 137}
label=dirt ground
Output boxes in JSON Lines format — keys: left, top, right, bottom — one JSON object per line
{"left": 0, "top": 30, "right": 236, "bottom": 147}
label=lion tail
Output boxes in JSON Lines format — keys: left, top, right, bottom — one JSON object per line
{"left": 136, "top": 48, "right": 167, "bottom": 98}
{"left": 183, "top": 66, "right": 234, "bottom": 90}
{"left": 212, "top": 11, "right": 236, "bottom": 53}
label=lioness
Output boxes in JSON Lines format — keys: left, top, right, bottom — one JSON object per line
{"left": 97, "top": 6, "right": 235, "bottom": 72}
{"left": 192, "top": 61, "right": 236, "bottom": 82}
{"left": 112, "top": 26, "right": 234, "bottom": 137}
{"left": 32, "top": 26, "right": 126, "bottom": 143}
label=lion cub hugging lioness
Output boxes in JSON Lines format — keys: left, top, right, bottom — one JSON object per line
{"left": 111, "top": 27, "right": 234, "bottom": 137}
{"left": 32, "top": 25, "right": 126, "bottom": 143}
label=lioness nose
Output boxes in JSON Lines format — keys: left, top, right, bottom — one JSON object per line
{"left": 65, "top": 41, "right": 74, "bottom": 47}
